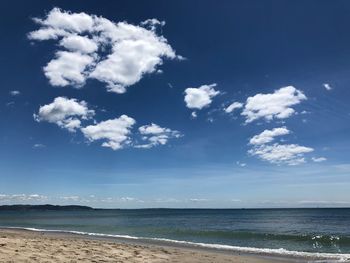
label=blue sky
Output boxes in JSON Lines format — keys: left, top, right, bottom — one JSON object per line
{"left": 0, "top": 0, "right": 350, "bottom": 208}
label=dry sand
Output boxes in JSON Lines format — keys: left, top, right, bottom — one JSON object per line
{"left": 0, "top": 229, "right": 295, "bottom": 263}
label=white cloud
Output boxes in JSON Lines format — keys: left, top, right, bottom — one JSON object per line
{"left": 60, "top": 196, "right": 81, "bottom": 201}
{"left": 28, "top": 27, "right": 69, "bottom": 41}
{"left": 136, "top": 123, "right": 181, "bottom": 148}
{"left": 44, "top": 51, "right": 94, "bottom": 87}
{"left": 242, "top": 86, "right": 306, "bottom": 123}
{"left": 154, "top": 198, "right": 181, "bottom": 203}
{"left": 249, "top": 127, "right": 290, "bottom": 145}
{"left": 191, "top": 111, "right": 197, "bottom": 118}
{"left": 34, "top": 97, "right": 95, "bottom": 132}
{"left": 312, "top": 157, "right": 327, "bottom": 162}
{"left": 33, "top": 143, "right": 46, "bottom": 149}
{"left": 29, "top": 8, "right": 180, "bottom": 93}
{"left": 139, "top": 123, "right": 168, "bottom": 134}
{"left": 91, "top": 41, "right": 159, "bottom": 93}
{"left": 34, "top": 99, "right": 181, "bottom": 150}
{"left": 240, "top": 87, "right": 315, "bottom": 166}
{"left": 31, "top": 7, "right": 95, "bottom": 34}
{"left": 323, "top": 83, "right": 332, "bottom": 91}
{"left": 119, "top": 197, "right": 138, "bottom": 202}
{"left": 297, "top": 200, "right": 350, "bottom": 205}
{"left": 221, "top": 87, "right": 312, "bottom": 166}
{"left": 249, "top": 143, "right": 314, "bottom": 165}
{"left": 0, "top": 194, "right": 47, "bottom": 202}
{"left": 248, "top": 126, "right": 314, "bottom": 165}
{"left": 236, "top": 161, "right": 247, "bottom": 167}
{"left": 184, "top": 84, "right": 220, "bottom": 110}
{"left": 81, "top": 115, "right": 135, "bottom": 150}
{"left": 189, "top": 198, "right": 208, "bottom": 202}
{"left": 96, "top": 196, "right": 144, "bottom": 203}
{"left": 224, "top": 102, "right": 243, "bottom": 113}
{"left": 9, "top": 90, "right": 21, "bottom": 96}
{"left": 59, "top": 35, "right": 98, "bottom": 53}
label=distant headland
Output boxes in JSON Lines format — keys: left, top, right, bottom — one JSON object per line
{"left": 0, "top": 205, "right": 94, "bottom": 211}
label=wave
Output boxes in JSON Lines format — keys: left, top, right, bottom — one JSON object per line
{"left": 3, "top": 226, "right": 350, "bottom": 262}
{"left": 168, "top": 229, "right": 350, "bottom": 246}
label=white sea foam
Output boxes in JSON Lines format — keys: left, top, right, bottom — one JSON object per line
{"left": 3, "top": 227, "right": 350, "bottom": 262}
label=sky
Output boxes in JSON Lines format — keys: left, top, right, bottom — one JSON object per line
{"left": 0, "top": 0, "right": 350, "bottom": 208}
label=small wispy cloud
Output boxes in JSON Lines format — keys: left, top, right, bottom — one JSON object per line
{"left": 60, "top": 196, "right": 81, "bottom": 202}
{"left": 0, "top": 194, "right": 47, "bottom": 202}
{"left": 312, "top": 157, "right": 327, "bottom": 162}
{"left": 33, "top": 143, "right": 46, "bottom": 149}
{"left": 224, "top": 102, "right": 243, "bottom": 114}
{"left": 236, "top": 161, "right": 247, "bottom": 167}
{"left": 298, "top": 200, "right": 350, "bottom": 205}
{"left": 135, "top": 123, "right": 182, "bottom": 149}
{"left": 323, "top": 83, "right": 333, "bottom": 91}
{"left": 9, "top": 90, "right": 21, "bottom": 96}
{"left": 189, "top": 198, "right": 208, "bottom": 202}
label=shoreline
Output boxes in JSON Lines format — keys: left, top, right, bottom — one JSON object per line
{"left": 0, "top": 228, "right": 298, "bottom": 263}
{"left": 1, "top": 227, "right": 349, "bottom": 262}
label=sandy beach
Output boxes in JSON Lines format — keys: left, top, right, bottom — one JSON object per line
{"left": 0, "top": 229, "right": 295, "bottom": 263}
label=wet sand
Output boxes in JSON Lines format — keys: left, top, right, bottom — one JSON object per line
{"left": 0, "top": 228, "right": 297, "bottom": 263}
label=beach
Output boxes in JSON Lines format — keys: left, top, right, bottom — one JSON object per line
{"left": 0, "top": 228, "right": 294, "bottom": 263}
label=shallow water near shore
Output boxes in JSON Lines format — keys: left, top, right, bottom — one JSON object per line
{"left": 0, "top": 208, "right": 350, "bottom": 260}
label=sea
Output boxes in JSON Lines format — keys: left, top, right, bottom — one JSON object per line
{"left": 0, "top": 208, "right": 350, "bottom": 261}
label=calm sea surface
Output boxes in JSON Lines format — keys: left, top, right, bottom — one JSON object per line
{"left": 0, "top": 208, "right": 350, "bottom": 257}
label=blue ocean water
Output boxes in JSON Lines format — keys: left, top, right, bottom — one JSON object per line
{"left": 0, "top": 208, "right": 350, "bottom": 259}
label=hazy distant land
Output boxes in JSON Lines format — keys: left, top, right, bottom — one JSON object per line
{"left": 0, "top": 205, "right": 94, "bottom": 211}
